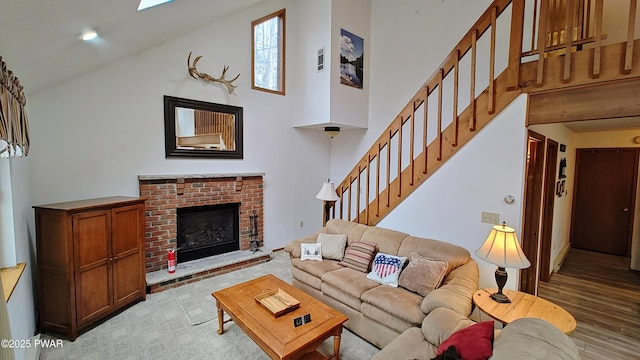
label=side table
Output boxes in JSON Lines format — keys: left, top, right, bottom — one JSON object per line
{"left": 473, "top": 288, "right": 576, "bottom": 334}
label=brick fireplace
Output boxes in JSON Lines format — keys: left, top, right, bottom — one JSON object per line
{"left": 138, "top": 173, "right": 264, "bottom": 273}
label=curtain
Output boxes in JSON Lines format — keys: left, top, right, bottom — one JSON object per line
{"left": 0, "top": 56, "right": 30, "bottom": 158}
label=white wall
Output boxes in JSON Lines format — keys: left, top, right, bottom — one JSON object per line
{"left": 602, "top": 0, "right": 640, "bottom": 45}
{"left": 291, "top": 0, "right": 332, "bottom": 128}
{"left": 11, "top": 0, "right": 335, "bottom": 348}
{"left": 378, "top": 96, "right": 528, "bottom": 290}
{"left": 528, "top": 123, "right": 577, "bottom": 275}
{"left": 7, "top": 157, "right": 35, "bottom": 360}
{"left": 27, "top": 0, "right": 331, "bottom": 247}
{"left": 331, "top": 0, "right": 495, "bottom": 177}
{"left": 330, "top": 0, "right": 526, "bottom": 290}
{"left": 329, "top": 0, "right": 371, "bottom": 130}
{"left": 0, "top": 160, "right": 17, "bottom": 267}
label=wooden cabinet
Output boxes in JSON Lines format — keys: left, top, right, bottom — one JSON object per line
{"left": 34, "top": 196, "right": 146, "bottom": 340}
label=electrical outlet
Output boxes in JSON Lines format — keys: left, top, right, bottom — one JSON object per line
{"left": 481, "top": 212, "right": 500, "bottom": 224}
{"left": 299, "top": 221, "right": 304, "bottom": 228}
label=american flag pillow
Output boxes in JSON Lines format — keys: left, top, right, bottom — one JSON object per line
{"left": 366, "top": 253, "right": 407, "bottom": 287}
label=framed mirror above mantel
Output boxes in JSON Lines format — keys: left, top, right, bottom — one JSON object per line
{"left": 164, "top": 96, "right": 243, "bottom": 159}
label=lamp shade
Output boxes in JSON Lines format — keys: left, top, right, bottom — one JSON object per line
{"left": 315, "top": 180, "right": 339, "bottom": 201}
{"left": 475, "top": 223, "right": 531, "bottom": 269}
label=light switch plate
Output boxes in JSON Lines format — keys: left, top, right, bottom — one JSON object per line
{"left": 481, "top": 212, "right": 500, "bottom": 224}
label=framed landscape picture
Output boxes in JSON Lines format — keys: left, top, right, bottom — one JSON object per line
{"left": 339, "top": 29, "right": 364, "bottom": 89}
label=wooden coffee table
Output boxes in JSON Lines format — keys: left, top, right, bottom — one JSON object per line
{"left": 473, "top": 288, "right": 576, "bottom": 334}
{"left": 212, "top": 274, "right": 348, "bottom": 360}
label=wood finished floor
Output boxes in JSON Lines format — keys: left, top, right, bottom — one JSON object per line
{"left": 538, "top": 248, "right": 640, "bottom": 360}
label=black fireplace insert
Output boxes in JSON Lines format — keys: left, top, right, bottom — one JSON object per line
{"left": 176, "top": 203, "right": 240, "bottom": 262}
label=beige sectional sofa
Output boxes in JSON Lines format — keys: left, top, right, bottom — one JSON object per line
{"left": 373, "top": 307, "right": 581, "bottom": 359}
{"left": 284, "top": 219, "right": 479, "bottom": 348}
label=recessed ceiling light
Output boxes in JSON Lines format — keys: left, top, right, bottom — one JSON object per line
{"left": 137, "top": 0, "right": 173, "bottom": 11}
{"left": 80, "top": 29, "right": 99, "bottom": 41}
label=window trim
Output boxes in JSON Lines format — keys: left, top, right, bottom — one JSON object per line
{"left": 251, "top": 8, "right": 286, "bottom": 95}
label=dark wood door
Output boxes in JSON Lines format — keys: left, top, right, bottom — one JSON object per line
{"left": 111, "top": 204, "right": 145, "bottom": 307}
{"left": 520, "top": 131, "right": 546, "bottom": 295}
{"left": 74, "top": 210, "right": 113, "bottom": 325}
{"left": 571, "top": 148, "right": 639, "bottom": 256}
{"left": 540, "top": 139, "right": 559, "bottom": 282}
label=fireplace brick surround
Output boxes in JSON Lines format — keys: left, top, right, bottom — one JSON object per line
{"left": 138, "top": 173, "right": 265, "bottom": 274}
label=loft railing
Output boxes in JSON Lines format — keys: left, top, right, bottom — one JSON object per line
{"left": 508, "top": 0, "right": 639, "bottom": 88}
{"left": 333, "top": 0, "right": 639, "bottom": 225}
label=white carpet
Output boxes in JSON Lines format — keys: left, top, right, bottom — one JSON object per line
{"left": 39, "top": 251, "right": 381, "bottom": 360}
{"left": 176, "top": 292, "right": 217, "bottom": 325}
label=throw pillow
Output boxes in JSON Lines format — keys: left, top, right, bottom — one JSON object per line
{"left": 431, "top": 345, "right": 462, "bottom": 360}
{"left": 398, "top": 253, "right": 449, "bottom": 296}
{"left": 436, "top": 321, "right": 494, "bottom": 360}
{"left": 339, "top": 241, "right": 377, "bottom": 272}
{"left": 366, "top": 252, "right": 407, "bottom": 287}
{"left": 316, "top": 233, "right": 348, "bottom": 261}
{"left": 300, "top": 243, "right": 322, "bottom": 261}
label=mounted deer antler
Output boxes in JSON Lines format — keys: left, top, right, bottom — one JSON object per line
{"left": 187, "top": 52, "right": 240, "bottom": 94}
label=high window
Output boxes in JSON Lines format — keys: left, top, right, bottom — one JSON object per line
{"left": 252, "top": 9, "right": 286, "bottom": 95}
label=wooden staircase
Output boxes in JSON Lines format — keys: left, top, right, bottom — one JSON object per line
{"left": 332, "top": 0, "right": 640, "bottom": 226}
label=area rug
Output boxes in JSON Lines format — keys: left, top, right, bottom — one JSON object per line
{"left": 176, "top": 292, "right": 217, "bottom": 325}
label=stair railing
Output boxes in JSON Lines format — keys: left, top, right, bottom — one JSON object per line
{"left": 334, "top": 0, "right": 516, "bottom": 225}
{"left": 333, "top": 0, "right": 639, "bottom": 225}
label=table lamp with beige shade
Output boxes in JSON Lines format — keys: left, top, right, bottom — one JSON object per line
{"left": 316, "top": 179, "right": 339, "bottom": 226}
{"left": 475, "top": 222, "right": 531, "bottom": 303}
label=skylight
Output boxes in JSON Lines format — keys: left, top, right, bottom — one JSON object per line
{"left": 137, "top": 0, "right": 173, "bottom": 11}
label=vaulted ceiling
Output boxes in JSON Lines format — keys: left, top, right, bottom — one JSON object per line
{"left": 0, "top": 0, "right": 264, "bottom": 95}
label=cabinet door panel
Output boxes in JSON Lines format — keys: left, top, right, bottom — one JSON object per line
{"left": 111, "top": 205, "right": 142, "bottom": 257}
{"left": 75, "top": 210, "right": 111, "bottom": 267}
{"left": 77, "top": 265, "right": 112, "bottom": 324}
{"left": 112, "top": 204, "right": 145, "bottom": 307}
{"left": 73, "top": 210, "right": 113, "bottom": 325}
{"left": 113, "top": 254, "right": 143, "bottom": 306}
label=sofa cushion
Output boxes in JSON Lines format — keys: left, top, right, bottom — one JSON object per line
{"left": 421, "top": 307, "right": 476, "bottom": 347}
{"left": 292, "top": 267, "right": 323, "bottom": 290}
{"left": 398, "top": 253, "right": 448, "bottom": 296}
{"left": 339, "top": 241, "right": 377, "bottom": 272}
{"left": 316, "top": 233, "right": 348, "bottom": 260}
{"left": 436, "top": 321, "right": 494, "bottom": 360}
{"left": 490, "top": 318, "right": 581, "bottom": 360}
{"left": 300, "top": 243, "right": 322, "bottom": 261}
{"left": 421, "top": 261, "right": 478, "bottom": 317}
{"left": 321, "top": 282, "right": 363, "bottom": 311}
{"left": 321, "top": 267, "right": 380, "bottom": 299}
{"left": 292, "top": 258, "right": 343, "bottom": 278}
{"left": 360, "top": 302, "right": 414, "bottom": 333}
{"left": 361, "top": 285, "right": 425, "bottom": 326}
{"left": 285, "top": 234, "right": 318, "bottom": 258}
{"left": 360, "top": 226, "right": 408, "bottom": 255}
{"left": 370, "top": 327, "right": 436, "bottom": 360}
{"left": 326, "top": 219, "right": 369, "bottom": 243}
{"left": 397, "top": 236, "right": 470, "bottom": 274}
{"left": 367, "top": 253, "right": 407, "bottom": 287}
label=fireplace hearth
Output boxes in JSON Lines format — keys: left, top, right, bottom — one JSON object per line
{"left": 177, "top": 203, "right": 239, "bottom": 262}
{"left": 140, "top": 173, "right": 267, "bottom": 292}
{"left": 139, "top": 172, "right": 264, "bottom": 273}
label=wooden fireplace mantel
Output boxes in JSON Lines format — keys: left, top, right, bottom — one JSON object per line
{"left": 138, "top": 172, "right": 264, "bottom": 181}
